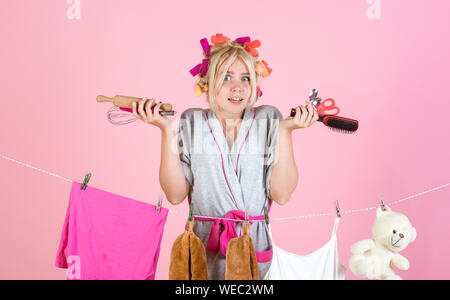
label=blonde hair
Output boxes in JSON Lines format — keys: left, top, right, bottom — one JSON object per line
{"left": 197, "top": 40, "right": 260, "bottom": 112}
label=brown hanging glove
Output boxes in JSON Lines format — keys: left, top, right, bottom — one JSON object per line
{"left": 225, "top": 222, "right": 259, "bottom": 280}
{"left": 169, "top": 220, "right": 209, "bottom": 280}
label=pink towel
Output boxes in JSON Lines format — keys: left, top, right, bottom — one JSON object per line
{"left": 55, "top": 182, "right": 168, "bottom": 280}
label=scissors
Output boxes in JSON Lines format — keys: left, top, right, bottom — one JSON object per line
{"left": 315, "top": 98, "right": 340, "bottom": 116}
{"left": 308, "top": 89, "right": 340, "bottom": 116}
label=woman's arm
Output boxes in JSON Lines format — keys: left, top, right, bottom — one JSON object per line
{"left": 270, "top": 103, "right": 319, "bottom": 205}
{"left": 132, "top": 99, "right": 189, "bottom": 205}
{"left": 269, "top": 126, "right": 298, "bottom": 205}
{"left": 159, "top": 127, "right": 190, "bottom": 205}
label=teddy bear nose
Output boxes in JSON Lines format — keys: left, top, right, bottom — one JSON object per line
{"left": 399, "top": 233, "right": 404, "bottom": 238}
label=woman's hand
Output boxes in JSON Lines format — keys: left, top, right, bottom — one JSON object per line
{"left": 132, "top": 98, "right": 173, "bottom": 132}
{"left": 280, "top": 102, "right": 319, "bottom": 132}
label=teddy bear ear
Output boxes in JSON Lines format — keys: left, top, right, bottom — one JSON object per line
{"left": 410, "top": 227, "right": 417, "bottom": 242}
{"left": 376, "top": 205, "right": 392, "bottom": 217}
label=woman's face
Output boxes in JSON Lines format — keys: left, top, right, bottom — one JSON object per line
{"left": 214, "top": 57, "right": 252, "bottom": 117}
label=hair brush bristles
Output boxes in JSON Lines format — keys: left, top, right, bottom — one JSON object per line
{"left": 322, "top": 115, "right": 359, "bottom": 133}
{"left": 328, "top": 127, "right": 356, "bottom": 134}
{"left": 289, "top": 108, "right": 359, "bottom": 133}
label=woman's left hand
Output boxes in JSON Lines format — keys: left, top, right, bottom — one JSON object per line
{"left": 280, "top": 102, "right": 319, "bottom": 132}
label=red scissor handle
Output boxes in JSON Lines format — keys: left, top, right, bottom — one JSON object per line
{"left": 316, "top": 98, "right": 340, "bottom": 116}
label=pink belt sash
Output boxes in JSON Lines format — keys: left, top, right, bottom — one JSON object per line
{"left": 195, "top": 210, "right": 273, "bottom": 263}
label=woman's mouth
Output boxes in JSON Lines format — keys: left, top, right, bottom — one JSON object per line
{"left": 228, "top": 97, "right": 243, "bottom": 104}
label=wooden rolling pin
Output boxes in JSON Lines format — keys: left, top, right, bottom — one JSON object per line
{"left": 96, "top": 95, "right": 175, "bottom": 116}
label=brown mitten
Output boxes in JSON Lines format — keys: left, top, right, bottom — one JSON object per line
{"left": 169, "top": 220, "right": 209, "bottom": 280}
{"left": 225, "top": 222, "right": 259, "bottom": 280}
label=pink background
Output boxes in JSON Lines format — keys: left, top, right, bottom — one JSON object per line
{"left": 1, "top": 0, "right": 449, "bottom": 280}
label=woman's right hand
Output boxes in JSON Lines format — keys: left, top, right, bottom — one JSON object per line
{"left": 132, "top": 98, "right": 173, "bottom": 132}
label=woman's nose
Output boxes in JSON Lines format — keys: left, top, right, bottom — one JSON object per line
{"left": 230, "top": 81, "right": 245, "bottom": 92}
{"left": 231, "top": 83, "right": 245, "bottom": 92}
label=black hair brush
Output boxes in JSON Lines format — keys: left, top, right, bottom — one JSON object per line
{"left": 290, "top": 89, "right": 359, "bottom": 134}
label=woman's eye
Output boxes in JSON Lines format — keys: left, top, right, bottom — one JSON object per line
{"left": 224, "top": 75, "right": 231, "bottom": 81}
{"left": 242, "top": 76, "right": 250, "bottom": 82}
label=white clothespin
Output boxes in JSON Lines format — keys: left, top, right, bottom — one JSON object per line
{"left": 156, "top": 194, "right": 164, "bottom": 213}
{"left": 379, "top": 192, "right": 386, "bottom": 211}
{"left": 335, "top": 200, "right": 341, "bottom": 218}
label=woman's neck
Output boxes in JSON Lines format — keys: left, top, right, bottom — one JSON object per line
{"left": 215, "top": 108, "right": 245, "bottom": 129}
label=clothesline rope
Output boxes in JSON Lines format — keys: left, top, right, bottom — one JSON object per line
{"left": 0, "top": 153, "right": 73, "bottom": 182}
{"left": 1, "top": 153, "right": 449, "bottom": 223}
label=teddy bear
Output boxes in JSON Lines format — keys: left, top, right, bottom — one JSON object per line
{"left": 349, "top": 205, "right": 417, "bottom": 280}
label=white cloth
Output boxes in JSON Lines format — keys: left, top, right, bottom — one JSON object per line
{"left": 264, "top": 217, "right": 346, "bottom": 280}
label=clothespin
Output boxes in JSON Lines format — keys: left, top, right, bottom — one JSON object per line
{"left": 188, "top": 202, "right": 194, "bottom": 222}
{"left": 156, "top": 194, "right": 163, "bottom": 213}
{"left": 264, "top": 205, "right": 269, "bottom": 225}
{"left": 379, "top": 192, "right": 386, "bottom": 211}
{"left": 335, "top": 200, "right": 341, "bottom": 218}
{"left": 81, "top": 173, "right": 91, "bottom": 190}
